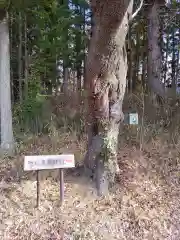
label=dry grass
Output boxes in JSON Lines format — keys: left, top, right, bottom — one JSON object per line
{"left": 0, "top": 133, "right": 180, "bottom": 239}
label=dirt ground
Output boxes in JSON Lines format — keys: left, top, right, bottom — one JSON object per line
{"left": 0, "top": 134, "right": 180, "bottom": 239}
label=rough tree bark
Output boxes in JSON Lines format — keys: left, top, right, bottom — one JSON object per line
{"left": 0, "top": 11, "right": 14, "bottom": 155}
{"left": 84, "top": 0, "right": 138, "bottom": 195}
{"left": 147, "top": 0, "right": 165, "bottom": 98}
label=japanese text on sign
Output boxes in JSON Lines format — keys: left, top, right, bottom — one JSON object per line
{"left": 24, "top": 154, "right": 75, "bottom": 171}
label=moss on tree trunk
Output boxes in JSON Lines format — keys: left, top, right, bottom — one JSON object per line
{"left": 84, "top": 0, "right": 134, "bottom": 195}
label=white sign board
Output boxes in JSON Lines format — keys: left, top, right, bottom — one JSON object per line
{"left": 24, "top": 154, "right": 75, "bottom": 171}
{"left": 129, "top": 113, "right": 138, "bottom": 125}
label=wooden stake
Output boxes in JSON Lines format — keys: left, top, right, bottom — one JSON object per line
{"left": 59, "top": 169, "right": 64, "bottom": 205}
{"left": 36, "top": 170, "right": 40, "bottom": 208}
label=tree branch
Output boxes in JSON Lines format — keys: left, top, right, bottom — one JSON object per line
{"left": 163, "top": 8, "right": 180, "bottom": 31}
{"left": 130, "top": 0, "right": 144, "bottom": 21}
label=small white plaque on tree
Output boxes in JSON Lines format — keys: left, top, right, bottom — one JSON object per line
{"left": 24, "top": 154, "right": 75, "bottom": 171}
{"left": 129, "top": 113, "right": 138, "bottom": 125}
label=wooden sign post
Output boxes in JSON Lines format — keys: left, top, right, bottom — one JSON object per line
{"left": 24, "top": 154, "right": 75, "bottom": 207}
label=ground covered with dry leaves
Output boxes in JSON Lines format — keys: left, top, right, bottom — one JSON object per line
{"left": 0, "top": 133, "right": 180, "bottom": 239}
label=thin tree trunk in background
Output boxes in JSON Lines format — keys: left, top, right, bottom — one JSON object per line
{"left": 133, "top": 25, "right": 140, "bottom": 91}
{"left": 55, "top": 53, "right": 59, "bottom": 94}
{"left": 9, "top": 12, "right": 14, "bottom": 105}
{"left": 62, "top": 65, "right": 69, "bottom": 95}
{"left": 84, "top": 11, "right": 93, "bottom": 89}
{"left": 84, "top": 0, "right": 134, "bottom": 195}
{"left": 142, "top": 56, "right": 147, "bottom": 90}
{"left": 46, "top": 79, "right": 53, "bottom": 94}
{"left": 83, "top": 7, "right": 86, "bottom": 90}
{"left": 24, "top": 15, "right": 28, "bottom": 99}
{"left": 0, "top": 12, "right": 14, "bottom": 155}
{"left": 147, "top": 0, "right": 165, "bottom": 99}
{"left": 84, "top": 10, "right": 95, "bottom": 172}
{"left": 77, "top": 66, "right": 82, "bottom": 102}
{"left": 90, "top": 11, "right": 93, "bottom": 38}
{"left": 141, "top": 22, "right": 146, "bottom": 89}
{"left": 75, "top": 3, "right": 82, "bottom": 106}
{"left": 18, "top": 12, "right": 23, "bottom": 103}
{"left": 61, "top": 0, "right": 69, "bottom": 96}
{"left": 171, "top": 29, "right": 176, "bottom": 94}
{"left": 127, "top": 24, "right": 133, "bottom": 93}
{"left": 72, "top": 70, "right": 76, "bottom": 92}
{"left": 176, "top": 29, "right": 180, "bottom": 83}
{"left": 164, "top": 33, "right": 169, "bottom": 85}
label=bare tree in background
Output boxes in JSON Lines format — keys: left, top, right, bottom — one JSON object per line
{"left": 147, "top": 0, "right": 166, "bottom": 99}
{"left": 0, "top": 10, "right": 14, "bottom": 155}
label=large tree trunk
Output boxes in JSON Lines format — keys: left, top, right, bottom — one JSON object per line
{"left": 0, "top": 11, "right": 14, "bottom": 155}
{"left": 84, "top": 0, "right": 134, "bottom": 195}
{"left": 147, "top": 0, "right": 165, "bottom": 98}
